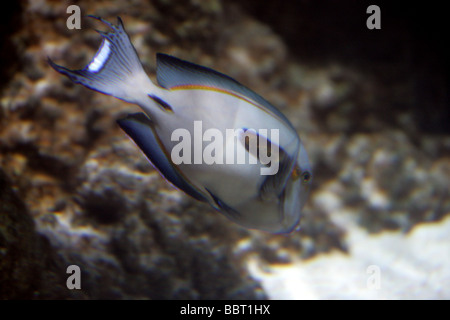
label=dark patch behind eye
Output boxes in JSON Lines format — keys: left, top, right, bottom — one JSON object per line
{"left": 241, "top": 128, "right": 273, "bottom": 164}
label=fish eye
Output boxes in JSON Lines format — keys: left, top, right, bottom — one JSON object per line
{"left": 301, "top": 171, "right": 311, "bottom": 184}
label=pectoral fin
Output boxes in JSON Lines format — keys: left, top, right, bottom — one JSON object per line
{"left": 258, "top": 152, "right": 293, "bottom": 200}
{"left": 117, "top": 113, "right": 206, "bottom": 202}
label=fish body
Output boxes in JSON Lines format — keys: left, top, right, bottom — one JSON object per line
{"left": 49, "top": 17, "right": 312, "bottom": 233}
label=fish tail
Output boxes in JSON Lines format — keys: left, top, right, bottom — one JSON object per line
{"left": 48, "top": 16, "right": 156, "bottom": 104}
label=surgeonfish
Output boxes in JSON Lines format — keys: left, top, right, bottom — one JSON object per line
{"left": 48, "top": 16, "right": 312, "bottom": 233}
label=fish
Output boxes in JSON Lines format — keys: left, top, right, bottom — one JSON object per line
{"left": 48, "top": 16, "right": 312, "bottom": 233}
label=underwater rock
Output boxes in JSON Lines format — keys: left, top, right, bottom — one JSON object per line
{"left": 0, "top": 170, "right": 72, "bottom": 299}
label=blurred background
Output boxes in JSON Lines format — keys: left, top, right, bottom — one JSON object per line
{"left": 0, "top": 0, "right": 448, "bottom": 299}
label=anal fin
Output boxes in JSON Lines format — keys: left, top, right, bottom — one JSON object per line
{"left": 117, "top": 113, "right": 206, "bottom": 202}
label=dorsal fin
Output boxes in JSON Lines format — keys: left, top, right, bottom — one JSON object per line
{"left": 156, "top": 53, "right": 293, "bottom": 127}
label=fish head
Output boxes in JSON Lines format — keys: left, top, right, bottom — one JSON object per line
{"left": 276, "top": 139, "right": 312, "bottom": 233}
{"left": 212, "top": 137, "right": 312, "bottom": 234}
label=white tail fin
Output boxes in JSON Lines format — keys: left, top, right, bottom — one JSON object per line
{"left": 48, "top": 16, "right": 154, "bottom": 104}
